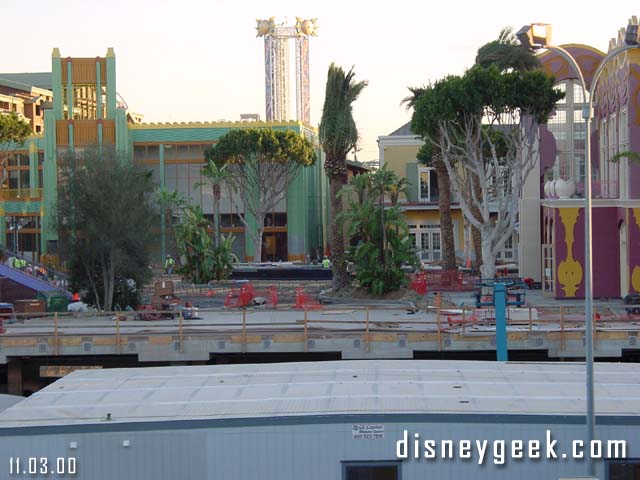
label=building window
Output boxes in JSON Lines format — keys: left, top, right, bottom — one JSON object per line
{"left": 546, "top": 79, "right": 591, "bottom": 193}
{"left": 342, "top": 461, "right": 400, "bottom": 480}
{"left": 497, "top": 234, "right": 515, "bottom": 261}
{"left": 419, "top": 168, "right": 430, "bottom": 202}
{"left": 619, "top": 108, "right": 629, "bottom": 152}
{"left": 410, "top": 224, "right": 442, "bottom": 263}
{"left": 608, "top": 459, "right": 640, "bottom": 479}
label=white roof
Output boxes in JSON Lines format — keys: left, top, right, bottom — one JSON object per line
{"left": 0, "top": 394, "right": 24, "bottom": 414}
{"left": 1, "top": 360, "right": 639, "bottom": 428}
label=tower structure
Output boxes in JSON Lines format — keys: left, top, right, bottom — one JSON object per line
{"left": 256, "top": 17, "right": 318, "bottom": 124}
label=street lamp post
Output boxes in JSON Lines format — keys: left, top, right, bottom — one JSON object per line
{"left": 517, "top": 22, "right": 640, "bottom": 478}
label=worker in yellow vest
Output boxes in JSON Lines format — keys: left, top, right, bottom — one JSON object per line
{"left": 164, "top": 254, "right": 176, "bottom": 275}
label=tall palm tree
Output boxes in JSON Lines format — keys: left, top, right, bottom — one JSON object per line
{"left": 404, "top": 89, "right": 457, "bottom": 272}
{"left": 198, "top": 157, "right": 233, "bottom": 247}
{"left": 319, "top": 63, "right": 368, "bottom": 289}
{"left": 154, "top": 187, "right": 187, "bottom": 260}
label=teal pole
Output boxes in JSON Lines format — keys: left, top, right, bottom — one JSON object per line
{"left": 494, "top": 282, "right": 508, "bottom": 361}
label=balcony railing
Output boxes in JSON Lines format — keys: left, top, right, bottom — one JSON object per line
{"left": 576, "top": 180, "right": 619, "bottom": 199}
{"left": 0, "top": 188, "right": 42, "bottom": 200}
{"left": 544, "top": 180, "right": 619, "bottom": 200}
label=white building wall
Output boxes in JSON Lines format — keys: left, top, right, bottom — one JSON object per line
{"left": 1, "top": 419, "right": 636, "bottom": 480}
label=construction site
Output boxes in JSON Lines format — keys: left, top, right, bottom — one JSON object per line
{"left": 2, "top": 266, "right": 640, "bottom": 397}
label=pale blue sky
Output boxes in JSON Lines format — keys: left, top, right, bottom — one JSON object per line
{"left": 1, "top": 0, "right": 636, "bottom": 160}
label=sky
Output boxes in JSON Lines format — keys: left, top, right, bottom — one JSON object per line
{"left": 1, "top": 0, "right": 636, "bottom": 161}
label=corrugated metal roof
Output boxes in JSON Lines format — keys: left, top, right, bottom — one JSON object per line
{"left": 1, "top": 360, "right": 639, "bottom": 428}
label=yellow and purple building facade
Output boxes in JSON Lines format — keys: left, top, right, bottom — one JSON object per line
{"left": 533, "top": 30, "right": 640, "bottom": 299}
{"left": 0, "top": 49, "right": 328, "bottom": 264}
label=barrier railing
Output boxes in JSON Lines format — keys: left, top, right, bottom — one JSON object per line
{"left": 1, "top": 300, "right": 636, "bottom": 356}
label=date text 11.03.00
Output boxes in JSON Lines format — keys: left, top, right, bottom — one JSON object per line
{"left": 9, "top": 457, "right": 77, "bottom": 476}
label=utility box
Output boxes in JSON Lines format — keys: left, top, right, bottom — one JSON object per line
{"left": 36, "top": 291, "right": 69, "bottom": 313}
{"left": 154, "top": 280, "right": 174, "bottom": 297}
{"left": 14, "top": 299, "right": 46, "bottom": 314}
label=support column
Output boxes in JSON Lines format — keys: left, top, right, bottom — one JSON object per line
{"left": 160, "top": 145, "right": 166, "bottom": 261}
{"left": 95, "top": 59, "right": 103, "bottom": 119}
{"left": 28, "top": 142, "right": 38, "bottom": 194}
{"left": 115, "top": 108, "right": 129, "bottom": 158}
{"left": 286, "top": 166, "right": 306, "bottom": 261}
{"left": 41, "top": 109, "right": 58, "bottom": 254}
{"left": 52, "top": 49, "right": 63, "bottom": 119}
{"left": 0, "top": 205, "right": 5, "bottom": 248}
{"left": 7, "top": 358, "right": 23, "bottom": 396}
{"left": 105, "top": 48, "right": 117, "bottom": 119}
{"left": 67, "top": 122, "right": 74, "bottom": 151}
{"left": 66, "top": 60, "right": 73, "bottom": 120}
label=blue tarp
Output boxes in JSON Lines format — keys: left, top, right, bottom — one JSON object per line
{"left": 0, "top": 264, "right": 70, "bottom": 297}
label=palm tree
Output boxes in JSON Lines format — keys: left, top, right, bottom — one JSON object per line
{"left": 319, "top": 63, "right": 368, "bottom": 289}
{"left": 475, "top": 27, "right": 540, "bottom": 72}
{"left": 198, "top": 157, "right": 233, "bottom": 247}
{"left": 404, "top": 89, "right": 457, "bottom": 272}
{"left": 154, "top": 187, "right": 187, "bottom": 260}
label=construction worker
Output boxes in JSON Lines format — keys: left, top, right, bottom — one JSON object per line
{"left": 68, "top": 292, "right": 88, "bottom": 313}
{"left": 322, "top": 255, "right": 331, "bottom": 269}
{"left": 164, "top": 254, "right": 176, "bottom": 275}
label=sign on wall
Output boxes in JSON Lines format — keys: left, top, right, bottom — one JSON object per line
{"left": 352, "top": 424, "right": 384, "bottom": 440}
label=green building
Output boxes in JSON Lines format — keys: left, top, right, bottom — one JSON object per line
{"left": 0, "top": 49, "right": 328, "bottom": 263}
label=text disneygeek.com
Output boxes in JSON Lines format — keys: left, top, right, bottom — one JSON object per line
{"left": 396, "top": 430, "right": 627, "bottom": 465}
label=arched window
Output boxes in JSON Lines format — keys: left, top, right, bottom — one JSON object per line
{"left": 546, "top": 79, "right": 591, "bottom": 194}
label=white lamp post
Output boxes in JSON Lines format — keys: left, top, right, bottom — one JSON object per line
{"left": 517, "top": 22, "right": 640, "bottom": 478}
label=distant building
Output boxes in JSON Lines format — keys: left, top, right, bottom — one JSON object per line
{"left": 523, "top": 22, "right": 640, "bottom": 298}
{"left": 0, "top": 72, "right": 53, "bottom": 135}
{"left": 240, "top": 113, "right": 261, "bottom": 122}
{"left": 378, "top": 123, "right": 516, "bottom": 265}
{"left": 0, "top": 49, "right": 328, "bottom": 263}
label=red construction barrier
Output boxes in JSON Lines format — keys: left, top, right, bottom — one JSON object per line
{"left": 409, "top": 272, "right": 427, "bottom": 295}
{"left": 294, "top": 287, "right": 323, "bottom": 310}
{"left": 424, "top": 270, "right": 478, "bottom": 292}
{"left": 224, "top": 283, "right": 278, "bottom": 308}
{"left": 447, "top": 314, "right": 479, "bottom": 327}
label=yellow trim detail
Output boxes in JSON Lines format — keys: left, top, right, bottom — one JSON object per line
{"left": 557, "top": 208, "right": 583, "bottom": 297}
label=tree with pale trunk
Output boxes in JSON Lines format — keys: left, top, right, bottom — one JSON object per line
{"left": 0, "top": 113, "right": 31, "bottom": 189}
{"left": 412, "top": 66, "right": 563, "bottom": 279}
{"left": 319, "top": 63, "right": 368, "bottom": 289}
{"left": 204, "top": 129, "right": 316, "bottom": 262}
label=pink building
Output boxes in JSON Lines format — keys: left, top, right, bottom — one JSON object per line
{"left": 530, "top": 25, "right": 640, "bottom": 299}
